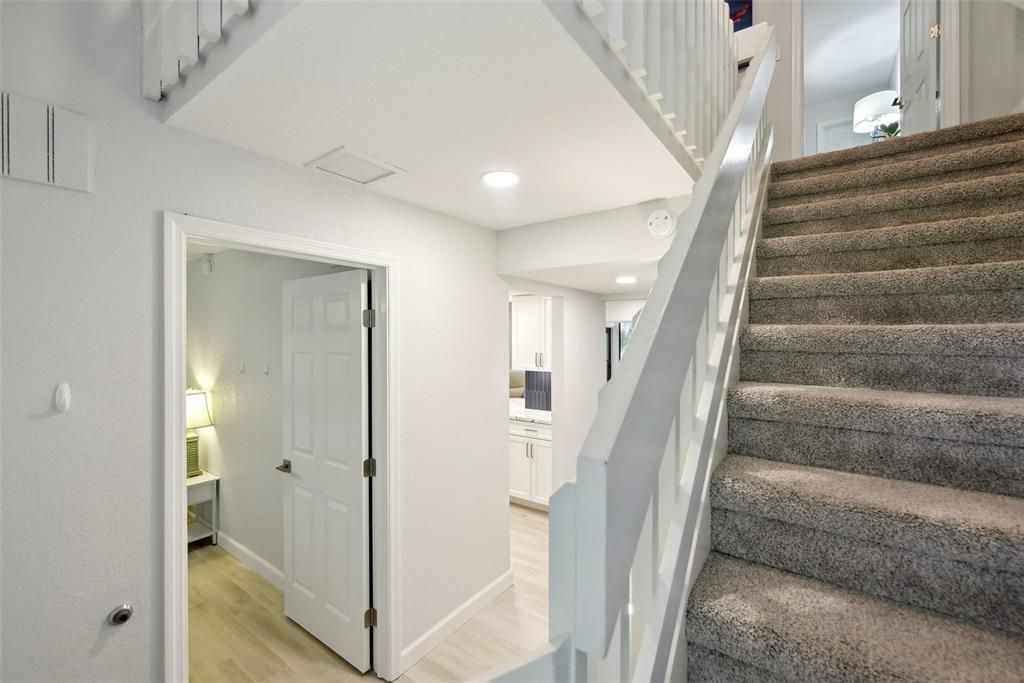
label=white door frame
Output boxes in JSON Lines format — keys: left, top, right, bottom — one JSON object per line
{"left": 163, "top": 212, "right": 401, "bottom": 681}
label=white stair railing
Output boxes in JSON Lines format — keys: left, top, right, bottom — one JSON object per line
{"left": 487, "top": 23, "right": 777, "bottom": 683}
{"left": 141, "top": 0, "right": 250, "bottom": 100}
{"left": 551, "top": 0, "right": 741, "bottom": 177}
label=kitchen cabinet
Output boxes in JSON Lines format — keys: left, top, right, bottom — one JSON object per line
{"left": 508, "top": 436, "right": 533, "bottom": 501}
{"left": 530, "top": 440, "right": 552, "bottom": 505}
{"left": 508, "top": 421, "right": 552, "bottom": 507}
{"left": 510, "top": 294, "right": 552, "bottom": 371}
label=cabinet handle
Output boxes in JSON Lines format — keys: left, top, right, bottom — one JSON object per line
{"left": 539, "top": 352, "right": 544, "bottom": 368}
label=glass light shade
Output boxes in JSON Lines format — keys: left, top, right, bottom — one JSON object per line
{"left": 853, "top": 90, "right": 900, "bottom": 133}
{"left": 186, "top": 390, "right": 214, "bottom": 430}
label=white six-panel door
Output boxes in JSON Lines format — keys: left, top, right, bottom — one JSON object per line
{"left": 281, "top": 270, "right": 371, "bottom": 672}
{"left": 900, "top": 0, "right": 939, "bottom": 136}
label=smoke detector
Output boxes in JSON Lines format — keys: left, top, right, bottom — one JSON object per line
{"left": 647, "top": 209, "right": 675, "bottom": 238}
{"left": 306, "top": 146, "right": 405, "bottom": 185}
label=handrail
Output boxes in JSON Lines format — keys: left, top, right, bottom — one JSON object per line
{"left": 575, "top": 24, "right": 775, "bottom": 656}
{"left": 489, "top": 22, "right": 777, "bottom": 683}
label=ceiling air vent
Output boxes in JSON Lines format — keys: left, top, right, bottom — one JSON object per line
{"left": 306, "top": 146, "right": 404, "bottom": 185}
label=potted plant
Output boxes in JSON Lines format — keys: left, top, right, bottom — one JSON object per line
{"left": 879, "top": 122, "right": 900, "bottom": 139}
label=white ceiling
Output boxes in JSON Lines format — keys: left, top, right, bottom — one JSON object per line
{"left": 167, "top": 1, "right": 693, "bottom": 230}
{"left": 509, "top": 258, "right": 659, "bottom": 296}
{"left": 803, "top": 0, "right": 900, "bottom": 104}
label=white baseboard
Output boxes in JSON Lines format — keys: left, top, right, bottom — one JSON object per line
{"left": 216, "top": 532, "right": 285, "bottom": 590}
{"left": 399, "top": 568, "right": 515, "bottom": 673}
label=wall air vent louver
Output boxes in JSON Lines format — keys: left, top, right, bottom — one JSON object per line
{"left": 305, "top": 146, "right": 405, "bottom": 185}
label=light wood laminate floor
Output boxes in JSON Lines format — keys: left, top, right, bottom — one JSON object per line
{"left": 188, "top": 504, "right": 548, "bottom": 682}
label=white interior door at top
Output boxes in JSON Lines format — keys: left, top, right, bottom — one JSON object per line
{"left": 900, "top": 0, "right": 938, "bottom": 135}
{"left": 281, "top": 269, "right": 371, "bottom": 672}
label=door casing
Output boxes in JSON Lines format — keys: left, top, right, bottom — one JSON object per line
{"left": 163, "top": 212, "right": 401, "bottom": 681}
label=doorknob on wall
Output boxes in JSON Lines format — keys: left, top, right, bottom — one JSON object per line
{"left": 275, "top": 459, "right": 292, "bottom": 473}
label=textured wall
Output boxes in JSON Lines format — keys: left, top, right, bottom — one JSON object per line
{"left": 187, "top": 250, "right": 338, "bottom": 572}
{"left": 0, "top": 2, "right": 508, "bottom": 679}
{"left": 964, "top": 1, "right": 1024, "bottom": 123}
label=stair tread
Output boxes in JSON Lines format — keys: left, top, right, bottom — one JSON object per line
{"left": 711, "top": 455, "right": 1024, "bottom": 571}
{"left": 740, "top": 323, "right": 1024, "bottom": 357}
{"left": 757, "top": 211, "right": 1024, "bottom": 259}
{"left": 687, "top": 552, "right": 1024, "bottom": 683}
{"left": 764, "top": 172, "right": 1024, "bottom": 227}
{"left": 750, "top": 260, "right": 1024, "bottom": 299}
{"left": 769, "top": 138, "right": 1024, "bottom": 202}
{"left": 728, "top": 381, "right": 1024, "bottom": 447}
{"left": 771, "top": 112, "right": 1024, "bottom": 178}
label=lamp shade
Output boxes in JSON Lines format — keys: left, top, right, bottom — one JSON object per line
{"left": 186, "top": 390, "right": 214, "bottom": 430}
{"left": 853, "top": 90, "right": 900, "bottom": 133}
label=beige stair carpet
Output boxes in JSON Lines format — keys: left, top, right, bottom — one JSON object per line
{"left": 687, "top": 113, "right": 1024, "bottom": 681}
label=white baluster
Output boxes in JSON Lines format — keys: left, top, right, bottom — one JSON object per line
{"left": 644, "top": 0, "right": 662, "bottom": 103}
{"left": 672, "top": 0, "right": 688, "bottom": 141}
{"left": 660, "top": 1, "right": 675, "bottom": 123}
{"left": 177, "top": 0, "right": 199, "bottom": 69}
{"left": 626, "top": 0, "right": 647, "bottom": 77}
{"left": 222, "top": 0, "right": 249, "bottom": 28}
{"left": 605, "top": 0, "right": 627, "bottom": 51}
{"left": 142, "top": 0, "right": 163, "bottom": 100}
{"left": 684, "top": 0, "right": 698, "bottom": 153}
{"left": 160, "top": 0, "right": 181, "bottom": 91}
{"left": 198, "top": 0, "right": 221, "bottom": 52}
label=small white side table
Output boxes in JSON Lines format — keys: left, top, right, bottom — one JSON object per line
{"left": 186, "top": 470, "right": 220, "bottom": 544}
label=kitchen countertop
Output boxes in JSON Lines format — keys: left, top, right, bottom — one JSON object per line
{"left": 509, "top": 398, "right": 552, "bottom": 425}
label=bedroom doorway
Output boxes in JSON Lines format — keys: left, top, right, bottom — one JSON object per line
{"left": 164, "top": 213, "right": 401, "bottom": 681}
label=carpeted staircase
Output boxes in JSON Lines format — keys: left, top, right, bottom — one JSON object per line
{"left": 686, "top": 113, "right": 1024, "bottom": 681}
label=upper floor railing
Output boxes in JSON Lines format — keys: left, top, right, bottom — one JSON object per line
{"left": 141, "top": 0, "right": 250, "bottom": 101}
{"left": 487, "top": 19, "right": 777, "bottom": 683}
{"left": 546, "top": 0, "right": 740, "bottom": 179}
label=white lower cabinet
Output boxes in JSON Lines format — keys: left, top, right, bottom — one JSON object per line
{"left": 508, "top": 425, "right": 552, "bottom": 507}
{"left": 508, "top": 436, "right": 534, "bottom": 501}
{"left": 530, "top": 440, "right": 552, "bottom": 506}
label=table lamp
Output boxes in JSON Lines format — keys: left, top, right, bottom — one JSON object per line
{"left": 186, "top": 389, "right": 214, "bottom": 478}
{"left": 853, "top": 89, "right": 900, "bottom": 141}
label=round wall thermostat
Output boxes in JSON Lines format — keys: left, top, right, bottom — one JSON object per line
{"left": 647, "top": 209, "right": 675, "bottom": 238}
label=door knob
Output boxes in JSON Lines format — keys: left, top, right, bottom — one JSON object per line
{"left": 276, "top": 459, "right": 292, "bottom": 473}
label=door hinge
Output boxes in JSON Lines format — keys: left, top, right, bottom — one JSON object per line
{"left": 363, "top": 458, "right": 377, "bottom": 478}
{"left": 929, "top": 23, "right": 941, "bottom": 38}
{"left": 364, "top": 607, "right": 378, "bottom": 628}
{"left": 362, "top": 309, "right": 377, "bottom": 328}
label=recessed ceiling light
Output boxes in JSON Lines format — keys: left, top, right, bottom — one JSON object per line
{"left": 481, "top": 170, "right": 519, "bottom": 188}
{"left": 616, "top": 275, "right": 638, "bottom": 285}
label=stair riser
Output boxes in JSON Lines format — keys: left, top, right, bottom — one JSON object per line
{"left": 768, "top": 160, "right": 1024, "bottom": 209}
{"left": 757, "top": 236, "right": 1024, "bottom": 276}
{"left": 727, "top": 417, "right": 1024, "bottom": 497}
{"left": 764, "top": 194, "right": 1024, "bottom": 238}
{"left": 749, "top": 290, "right": 1024, "bottom": 325}
{"left": 687, "top": 643, "right": 786, "bottom": 683}
{"left": 711, "top": 509, "right": 1024, "bottom": 635}
{"left": 687, "top": 591, "right": 865, "bottom": 683}
{"left": 739, "top": 350, "right": 1024, "bottom": 398}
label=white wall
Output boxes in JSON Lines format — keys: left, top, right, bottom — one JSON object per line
{"left": 186, "top": 251, "right": 338, "bottom": 572}
{"left": 963, "top": 0, "right": 1024, "bottom": 123}
{"left": 0, "top": 2, "right": 509, "bottom": 679}
{"left": 497, "top": 196, "right": 689, "bottom": 276}
{"left": 605, "top": 299, "right": 646, "bottom": 323}
{"left": 504, "top": 278, "right": 606, "bottom": 489}
{"left": 803, "top": 90, "right": 878, "bottom": 155}
{"left": 752, "top": 5, "right": 803, "bottom": 161}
